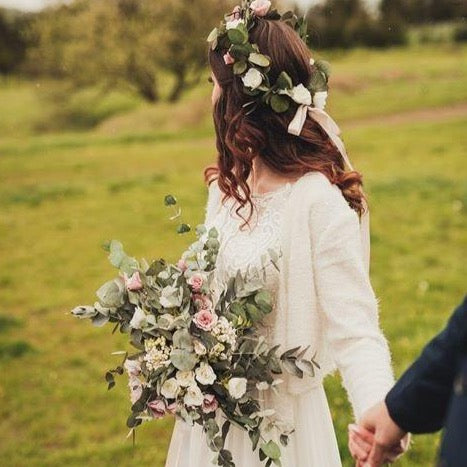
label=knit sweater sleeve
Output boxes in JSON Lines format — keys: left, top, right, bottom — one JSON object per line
{"left": 309, "top": 175, "right": 395, "bottom": 421}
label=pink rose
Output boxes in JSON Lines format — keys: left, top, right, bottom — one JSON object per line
{"left": 166, "top": 401, "right": 178, "bottom": 415}
{"left": 187, "top": 273, "right": 204, "bottom": 292}
{"left": 202, "top": 394, "right": 219, "bottom": 414}
{"left": 124, "top": 271, "right": 143, "bottom": 291}
{"left": 223, "top": 52, "right": 235, "bottom": 65}
{"left": 147, "top": 399, "right": 166, "bottom": 419}
{"left": 250, "top": 0, "right": 271, "bottom": 17}
{"left": 193, "top": 309, "right": 218, "bottom": 331}
{"left": 176, "top": 258, "right": 188, "bottom": 272}
{"left": 193, "top": 294, "right": 213, "bottom": 312}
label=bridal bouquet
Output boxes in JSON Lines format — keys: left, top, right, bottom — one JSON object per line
{"left": 71, "top": 195, "right": 319, "bottom": 467}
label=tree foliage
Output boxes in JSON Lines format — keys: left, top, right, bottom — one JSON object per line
{"left": 24, "top": 0, "right": 233, "bottom": 102}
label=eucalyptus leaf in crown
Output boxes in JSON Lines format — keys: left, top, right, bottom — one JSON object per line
{"left": 207, "top": 0, "right": 331, "bottom": 116}
{"left": 70, "top": 194, "right": 319, "bottom": 467}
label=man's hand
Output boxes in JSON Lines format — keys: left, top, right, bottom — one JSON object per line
{"left": 348, "top": 401, "right": 410, "bottom": 467}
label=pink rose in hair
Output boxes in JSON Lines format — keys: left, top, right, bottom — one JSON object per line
{"left": 187, "top": 273, "right": 204, "bottom": 292}
{"left": 202, "top": 394, "right": 219, "bottom": 414}
{"left": 250, "top": 0, "right": 271, "bottom": 17}
{"left": 193, "top": 309, "right": 218, "bottom": 331}
{"left": 223, "top": 52, "right": 235, "bottom": 65}
{"left": 148, "top": 399, "right": 167, "bottom": 419}
{"left": 124, "top": 271, "right": 143, "bottom": 291}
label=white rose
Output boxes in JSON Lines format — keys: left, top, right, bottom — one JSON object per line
{"left": 161, "top": 377, "right": 180, "bottom": 399}
{"left": 313, "top": 91, "right": 328, "bottom": 110}
{"left": 176, "top": 370, "right": 196, "bottom": 387}
{"left": 226, "top": 18, "right": 244, "bottom": 30}
{"left": 124, "top": 358, "right": 141, "bottom": 376}
{"left": 227, "top": 377, "right": 247, "bottom": 399}
{"left": 290, "top": 84, "right": 312, "bottom": 106}
{"left": 160, "top": 284, "right": 183, "bottom": 308}
{"left": 184, "top": 384, "right": 204, "bottom": 406}
{"left": 195, "top": 362, "right": 217, "bottom": 385}
{"left": 157, "top": 313, "right": 175, "bottom": 330}
{"left": 129, "top": 306, "right": 147, "bottom": 329}
{"left": 193, "top": 339, "right": 207, "bottom": 356}
{"left": 242, "top": 68, "right": 263, "bottom": 90}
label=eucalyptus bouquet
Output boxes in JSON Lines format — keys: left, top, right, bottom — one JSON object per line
{"left": 71, "top": 196, "right": 318, "bottom": 467}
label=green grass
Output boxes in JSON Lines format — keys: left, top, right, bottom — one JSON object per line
{"left": 0, "top": 44, "right": 466, "bottom": 466}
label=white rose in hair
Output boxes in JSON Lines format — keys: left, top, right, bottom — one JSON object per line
{"left": 226, "top": 18, "right": 244, "bottom": 30}
{"left": 227, "top": 376, "right": 247, "bottom": 399}
{"left": 290, "top": 84, "right": 312, "bottom": 106}
{"left": 313, "top": 91, "right": 328, "bottom": 110}
{"left": 242, "top": 68, "right": 263, "bottom": 90}
{"left": 161, "top": 377, "right": 181, "bottom": 399}
{"left": 183, "top": 384, "right": 204, "bottom": 406}
{"left": 195, "top": 361, "right": 217, "bottom": 385}
{"left": 250, "top": 0, "right": 271, "bottom": 16}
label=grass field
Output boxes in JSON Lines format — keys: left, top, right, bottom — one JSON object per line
{"left": 0, "top": 43, "right": 466, "bottom": 466}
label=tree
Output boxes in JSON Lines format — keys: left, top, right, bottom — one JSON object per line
{"left": 0, "top": 9, "right": 30, "bottom": 75}
{"left": 25, "top": 0, "right": 233, "bottom": 103}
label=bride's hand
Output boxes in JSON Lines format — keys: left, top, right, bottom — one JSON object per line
{"left": 348, "top": 424, "right": 410, "bottom": 466}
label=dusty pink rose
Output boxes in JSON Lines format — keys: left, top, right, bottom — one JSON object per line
{"left": 124, "top": 271, "right": 143, "bottom": 291}
{"left": 223, "top": 52, "right": 235, "bottom": 65}
{"left": 250, "top": 0, "right": 271, "bottom": 17}
{"left": 193, "top": 309, "right": 218, "bottom": 331}
{"left": 193, "top": 294, "right": 213, "bottom": 312}
{"left": 147, "top": 399, "right": 166, "bottom": 419}
{"left": 187, "top": 273, "right": 204, "bottom": 292}
{"left": 176, "top": 258, "right": 188, "bottom": 272}
{"left": 202, "top": 394, "right": 219, "bottom": 414}
{"left": 166, "top": 401, "right": 178, "bottom": 415}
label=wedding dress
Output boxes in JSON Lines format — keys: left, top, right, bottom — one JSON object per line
{"left": 164, "top": 180, "right": 343, "bottom": 466}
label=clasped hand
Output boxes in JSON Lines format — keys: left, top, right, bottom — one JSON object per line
{"left": 347, "top": 401, "right": 411, "bottom": 467}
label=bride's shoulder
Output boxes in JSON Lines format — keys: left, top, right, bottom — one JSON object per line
{"left": 297, "top": 171, "right": 348, "bottom": 208}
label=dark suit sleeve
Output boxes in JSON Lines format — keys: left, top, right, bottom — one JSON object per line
{"left": 385, "top": 295, "right": 467, "bottom": 434}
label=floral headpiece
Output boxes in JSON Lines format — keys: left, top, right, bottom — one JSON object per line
{"left": 207, "top": 0, "right": 330, "bottom": 117}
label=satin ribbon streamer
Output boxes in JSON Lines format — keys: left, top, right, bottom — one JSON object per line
{"left": 288, "top": 104, "right": 371, "bottom": 273}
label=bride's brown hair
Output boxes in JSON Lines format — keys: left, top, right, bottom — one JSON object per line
{"left": 203, "top": 17, "right": 366, "bottom": 230}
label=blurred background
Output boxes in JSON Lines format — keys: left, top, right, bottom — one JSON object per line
{"left": 0, "top": 0, "right": 465, "bottom": 465}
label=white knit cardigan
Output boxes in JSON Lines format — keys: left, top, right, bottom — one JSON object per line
{"left": 204, "top": 171, "right": 395, "bottom": 425}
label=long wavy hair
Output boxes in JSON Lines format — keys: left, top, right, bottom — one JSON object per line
{"left": 203, "top": 16, "right": 366, "bottom": 230}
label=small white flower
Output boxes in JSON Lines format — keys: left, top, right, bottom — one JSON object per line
{"left": 227, "top": 377, "right": 247, "bottom": 399}
{"left": 129, "top": 306, "right": 148, "bottom": 329}
{"left": 184, "top": 384, "right": 204, "bottom": 406}
{"left": 176, "top": 370, "right": 196, "bottom": 387}
{"left": 290, "top": 84, "right": 312, "bottom": 106}
{"left": 313, "top": 91, "right": 328, "bottom": 110}
{"left": 161, "top": 378, "right": 181, "bottom": 399}
{"left": 193, "top": 339, "right": 207, "bottom": 356}
{"left": 226, "top": 18, "right": 245, "bottom": 30}
{"left": 309, "top": 58, "right": 315, "bottom": 66}
{"left": 242, "top": 68, "right": 263, "bottom": 90}
{"left": 195, "top": 362, "right": 217, "bottom": 385}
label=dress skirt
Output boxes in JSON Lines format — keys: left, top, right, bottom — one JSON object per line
{"left": 164, "top": 384, "right": 342, "bottom": 467}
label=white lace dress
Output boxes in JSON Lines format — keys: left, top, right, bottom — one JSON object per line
{"left": 164, "top": 182, "right": 342, "bottom": 467}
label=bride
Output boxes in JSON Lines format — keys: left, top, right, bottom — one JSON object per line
{"left": 165, "top": 1, "right": 395, "bottom": 465}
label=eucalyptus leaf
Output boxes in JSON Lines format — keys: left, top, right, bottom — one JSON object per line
{"left": 227, "top": 27, "right": 248, "bottom": 45}
{"left": 260, "top": 440, "right": 281, "bottom": 460}
{"left": 96, "top": 279, "right": 125, "bottom": 308}
{"left": 275, "top": 71, "right": 293, "bottom": 90}
{"left": 170, "top": 348, "right": 198, "bottom": 371}
{"left": 270, "top": 94, "right": 290, "bottom": 113}
{"left": 248, "top": 53, "right": 271, "bottom": 67}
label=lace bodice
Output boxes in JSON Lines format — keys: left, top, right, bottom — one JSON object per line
{"left": 205, "top": 182, "right": 294, "bottom": 325}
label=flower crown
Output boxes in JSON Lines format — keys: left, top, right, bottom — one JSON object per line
{"left": 207, "top": 0, "right": 331, "bottom": 116}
